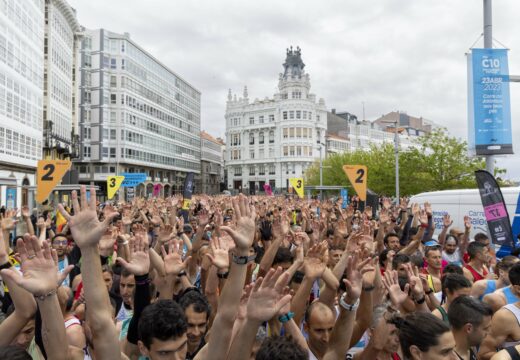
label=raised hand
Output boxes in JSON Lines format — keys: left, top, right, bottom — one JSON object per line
{"left": 344, "top": 252, "right": 372, "bottom": 302}
{"left": 424, "top": 202, "right": 432, "bottom": 217}
{"left": 220, "top": 195, "right": 256, "bottom": 253}
{"left": 58, "top": 186, "right": 117, "bottom": 249}
{"left": 419, "top": 210, "right": 428, "bottom": 226}
{"left": 0, "top": 209, "right": 17, "bottom": 232}
{"left": 157, "top": 224, "right": 174, "bottom": 243}
{"left": 464, "top": 216, "right": 472, "bottom": 231}
{"left": 21, "top": 206, "right": 31, "bottom": 218}
{"left": 198, "top": 209, "right": 210, "bottom": 227}
{"left": 382, "top": 270, "right": 410, "bottom": 309}
{"left": 1, "top": 234, "right": 72, "bottom": 296}
{"left": 206, "top": 236, "right": 230, "bottom": 270}
{"left": 405, "top": 264, "right": 424, "bottom": 299}
{"left": 442, "top": 214, "right": 453, "bottom": 229}
{"left": 117, "top": 233, "right": 150, "bottom": 276}
{"left": 303, "top": 241, "right": 328, "bottom": 280}
{"left": 246, "top": 267, "right": 292, "bottom": 323}
{"left": 162, "top": 239, "right": 191, "bottom": 276}
{"left": 411, "top": 203, "right": 420, "bottom": 216}
{"left": 103, "top": 204, "right": 119, "bottom": 220}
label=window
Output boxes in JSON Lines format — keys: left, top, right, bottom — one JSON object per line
{"left": 289, "top": 111, "right": 294, "bottom": 119}
{"left": 290, "top": 146, "right": 295, "bottom": 156}
{"left": 235, "top": 167, "right": 242, "bottom": 176}
{"left": 110, "top": 94, "right": 116, "bottom": 104}
{"left": 283, "top": 146, "right": 288, "bottom": 156}
{"left": 259, "top": 149, "right": 264, "bottom": 159}
{"left": 269, "top": 114, "right": 274, "bottom": 122}
{"left": 83, "top": 146, "right": 91, "bottom": 157}
{"left": 269, "top": 148, "right": 274, "bottom": 157}
{"left": 283, "top": 128, "right": 288, "bottom": 139}
{"left": 317, "top": 115, "right": 320, "bottom": 122}
{"left": 110, "top": 58, "right": 117, "bottom": 69}
{"left": 110, "top": 147, "right": 116, "bottom": 158}
{"left": 283, "top": 111, "right": 287, "bottom": 120}
{"left": 250, "top": 150, "right": 255, "bottom": 159}
{"left": 259, "top": 116, "right": 264, "bottom": 124}
{"left": 296, "top": 128, "right": 302, "bottom": 138}
{"left": 303, "top": 111, "right": 307, "bottom": 119}
{"left": 249, "top": 166, "right": 255, "bottom": 176}
{"left": 249, "top": 117, "right": 254, "bottom": 125}
{"left": 269, "top": 165, "right": 275, "bottom": 175}
{"left": 317, "top": 130, "right": 321, "bottom": 144}
{"left": 289, "top": 128, "right": 294, "bottom": 138}
{"left": 121, "top": 59, "right": 126, "bottom": 70}
{"left": 103, "top": 128, "right": 108, "bottom": 140}
{"left": 84, "top": 127, "right": 91, "bottom": 139}
{"left": 292, "top": 91, "right": 301, "bottom": 99}
{"left": 110, "top": 76, "right": 116, "bottom": 87}
{"left": 297, "top": 146, "right": 302, "bottom": 156}
{"left": 102, "top": 147, "right": 108, "bottom": 157}
{"left": 259, "top": 132, "right": 264, "bottom": 144}
{"left": 110, "top": 129, "right": 116, "bottom": 140}
{"left": 249, "top": 133, "right": 254, "bottom": 145}
{"left": 296, "top": 111, "right": 301, "bottom": 119}
{"left": 269, "top": 131, "right": 274, "bottom": 143}
{"left": 302, "top": 128, "right": 307, "bottom": 138}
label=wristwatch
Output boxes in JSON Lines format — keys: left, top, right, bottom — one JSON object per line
{"left": 232, "top": 253, "right": 257, "bottom": 265}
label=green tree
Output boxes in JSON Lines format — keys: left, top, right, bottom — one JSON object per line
{"left": 304, "top": 128, "right": 506, "bottom": 196}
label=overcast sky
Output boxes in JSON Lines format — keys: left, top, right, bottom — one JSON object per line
{"left": 69, "top": 0, "right": 520, "bottom": 180}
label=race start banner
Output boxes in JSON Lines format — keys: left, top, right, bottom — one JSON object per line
{"left": 475, "top": 170, "right": 514, "bottom": 249}
{"left": 467, "top": 48, "right": 513, "bottom": 155}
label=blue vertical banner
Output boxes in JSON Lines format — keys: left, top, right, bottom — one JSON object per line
{"left": 340, "top": 188, "right": 348, "bottom": 209}
{"left": 467, "top": 48, "right": 513, "bottom": 155}
{"left": 6, "top": 188, "right": 16, "bottom": 209}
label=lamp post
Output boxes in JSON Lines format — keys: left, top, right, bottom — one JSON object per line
{"left": 394, "top": 121, "right": 399, "bottom": 203}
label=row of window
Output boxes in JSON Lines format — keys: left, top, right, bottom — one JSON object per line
{"left": 280, "top": 91, "right": 303, "bottom": 100}
{"left": 49, "top": 107, "right": 71, "bottom": 140}
{"left": 122, "top": 130, "right": 201, "bottom": 159}
{"left": 0, "top": 73, "right": 42, "bottom": 131}
{"left": 50, "top": 71, "right": 72, "bottom": 108}
{"left": 50, "top": 6, "right": 73, "bottom": 45}
{"left": 282, "top": 127, "right": 316, "bottom": 139}
{"left": 248, "top": 164, "right": 276, "bottom": 176}
{"left": 123, "top": 112, "right": 200, "bottom": 148}
{"left": 248, "top": 114, "right": 275, "bottom": 125}
{"left": 122, "top": 94, "right": 199, "bottom": 133}
{"left": 0, "top": 126, "right": 42, "bottom": 160}
{"left": 122, "top": 148, "right": 200, "bottom": 171}
{"left": 230, "top": 164, "right": 301, "bottom": 177}
{"left": 282, "top": 146, "right": 313, "bottom": 157}
{"left": 282, "top": 110, "right": 315, "bottom": 120}
{"left": 249, "top": 131, "right": 275, "bottom": 145}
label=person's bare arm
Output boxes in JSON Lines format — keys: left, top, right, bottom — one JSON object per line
{"left": 479, "top": 309, "right": 513, "bottom": 360}
{"left": 227, "top": 268, "right": 292, "bottom": 360}
{"left": 0, "top": 233, "right": 38, "bottom": 347}
{"left": 438, "top": 214, "right": 452, "bottom": 246}
{"left": 460, "top": 216, "right": 471, "bottom": 255}
{"left": 1, "top": 235, "right": 72, "bottom": 359}
{"left": 21, "top": 206, "right": 35, "bottom": 235}
{"left": 323, "top": 254, "right": 364, "bottom": 360}
{"left": 204, "top": 195, "right": 257, "bottom": 360}
{"left": 58, "top": 186, "right": 120, "bottom": 359}
{"left": 258, "top": 216, "right": 289, "bottom": 277}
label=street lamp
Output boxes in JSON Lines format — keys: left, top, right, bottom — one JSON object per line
{"left": 394, "top": 121, "right": 400, "bottom": 203}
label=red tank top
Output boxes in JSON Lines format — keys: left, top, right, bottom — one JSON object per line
{"left": 465, "top": 264, "right": 488, "bottom": 282}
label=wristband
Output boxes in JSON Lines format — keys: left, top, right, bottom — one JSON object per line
{"left": 414, "top": 295, "right": 426, "bottom": 304}
{"left": 177, "top": 271, "right": 187, "bottom": 277}
{"left": 362, "top": 285, "right": 375, "bottom": 292}
{"left": 0, "top": 262, "right": 12, "bottom": 270}
{"left": 339, "top": 293, "right": 360, "bottom": 311}
{"left": 425, "top": 288, "right": 433, "bottom": 295}
{"left": 217, "top": 271, "right": 229, "bottom": 279}
{"left": 278, "top": 311, "right": 294, "bottom": 324}
{"left": 420, "top": 223, "right": 428, "bottom": 229}
{"left": 135, "top": 274, "right": 150, "bottom": 285}
{"left": 34, "top": 288, "right": 58, "bottom": 301}
{"left": 231, "top": 253, "right": 257, "bottom": 265}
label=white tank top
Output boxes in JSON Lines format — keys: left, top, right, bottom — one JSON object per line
{"left": 502, "top": 304, "right": 520, "bottom": 348}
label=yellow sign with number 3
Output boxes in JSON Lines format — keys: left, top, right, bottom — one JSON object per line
{"left": 289, "top": 178, "right": 304, "bottom": 199}
{"left": 107, "top": 176, "right": 125, "bottom": 200}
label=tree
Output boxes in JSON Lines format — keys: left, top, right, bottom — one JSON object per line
{"left": 304, "top": 128, "right": 506, "bottom": 197}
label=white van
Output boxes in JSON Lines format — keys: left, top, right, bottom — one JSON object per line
{"left": 409, "top": 187, "right": 520, "bottom": 242}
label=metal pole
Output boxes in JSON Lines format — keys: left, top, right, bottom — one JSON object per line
{"left": 319, "top": 145, "right": 323, "bottom": 201}
{"left": 394, "top": 121, "right": 399, "bottom": 203}
{"left": 484, "top": 0, "right": 495, "bottom": 174}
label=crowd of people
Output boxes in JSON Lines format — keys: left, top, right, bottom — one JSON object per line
{"left": 0, "top": 186, "right": 519, "bottom": 359}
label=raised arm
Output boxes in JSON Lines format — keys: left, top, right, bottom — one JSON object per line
{"left": 202, "top": 195, "right": 256, "bottom": 360}
{"left": 58, "top": 186, "right": 120, "bottom": 359}
{"left": 323, "top": 254, "right": 364, "bottom": 360}
{"left": 1, "top": 235, "right": 72, "bottom": 359}
{"left": 438, "top": 214, "right": 452, "bottom": 246}
{"left": 0, "top": 233, "right": 37, "bottom": 347}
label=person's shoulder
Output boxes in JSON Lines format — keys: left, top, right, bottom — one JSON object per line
{"left": 491, "top": 348, "right": 513, "bottom": 360}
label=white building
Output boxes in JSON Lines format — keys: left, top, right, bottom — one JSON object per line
{"left": 0, "top": 0, "right": 45, "bottom": 208}
{"left": 43, "top": 0, "right": 81, "bottom": 159}
{"left": 75, "top": 29, "right": 201, "bottom": 198}
{"left": 225, "top": 47, "right": 327, "bottom": 194}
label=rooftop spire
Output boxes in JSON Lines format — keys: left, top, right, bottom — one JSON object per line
{"left": 283, "top": 46, "right": 305, "bottom": 79}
